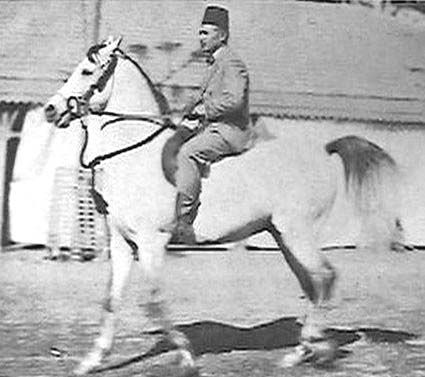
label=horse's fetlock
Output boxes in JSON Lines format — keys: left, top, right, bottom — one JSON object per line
{"left": 94, "top": 336, "right": 113, "bottom": 353}
{"left": 321, "top": 266, "right": 337, "bottom": 301}
{"left": 301, "top": 323, "right": 326, "bottom": 343}
{"left": 168, "top": 329, "right": 192, "bottom": 350}
{"left": 145, "top": 299, "right": 166, "bottom": 318}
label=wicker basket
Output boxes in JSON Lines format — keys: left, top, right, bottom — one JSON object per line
{"left": 47, "top": 167, "right": 109, "bottom": 261}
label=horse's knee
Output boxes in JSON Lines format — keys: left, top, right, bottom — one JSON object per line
{"left": 177, "top": 141, "right": 194, "bottom": 161}
{"left": 102, "top": 296, "right": 113, "bottom": 313}
{"left": 138, "top": 234, "right": 169, "bottom": 279}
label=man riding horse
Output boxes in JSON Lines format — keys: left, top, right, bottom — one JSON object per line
{"left": 161, "top": 5, "right": 253, "bottom": 244}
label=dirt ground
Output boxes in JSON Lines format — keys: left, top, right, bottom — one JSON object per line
{"left": 1, "top": 247, "right": 425, "bottom": 377}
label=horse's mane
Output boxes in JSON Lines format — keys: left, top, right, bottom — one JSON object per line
{"left": 87, "top": 43, "right": 171, "bottom": 116}
{"left": 119, "top": 51, "right": 180, "bottom": 186}
{"left": 122, "top": 51, "right": 170, "bottom": 116}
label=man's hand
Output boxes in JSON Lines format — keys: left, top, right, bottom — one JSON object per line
{"left": 185, "top": 104, "right": 206, "bottom": 122}
{"left": 192, "top": 103, "right": 206, "bottom": 117}
{"left": 181, "top": 118, "right": 201, "bottom": 130}
{"left": 171, "top": 112, "right": 201, "bottom": 131}
{"left": 171, "top": 102, "right": 205, "bottom": 130}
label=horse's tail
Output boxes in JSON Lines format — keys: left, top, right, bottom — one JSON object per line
{"left": 326, "top": 135, "right": 404, "bottom": 251}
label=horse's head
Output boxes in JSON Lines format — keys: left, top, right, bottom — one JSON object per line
{"left": 44, "top": 36, "right": 122, "bottom": 128}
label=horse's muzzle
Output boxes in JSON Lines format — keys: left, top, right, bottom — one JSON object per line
{"left": 44, "top": 103, "right": 72, "bottom": 128}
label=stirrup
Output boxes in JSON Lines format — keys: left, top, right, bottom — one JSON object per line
{"left": 169, "top": 222, "right": 197, "bottom": 245}
{"left": 159, "top": 220, "right": 177, "bottom": 234}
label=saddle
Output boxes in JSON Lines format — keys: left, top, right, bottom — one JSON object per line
{"left": 161, "top": 119, "right": 276, "bottom": 186}
{"left": 161, "top": 126, "right": 197, "bottom": 186}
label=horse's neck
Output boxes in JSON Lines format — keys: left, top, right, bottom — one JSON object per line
{"left": 96, "top": 57, "right": 173, "bottom": 201}
{"left": 107, "top": 58, "right": 160, "bottom": 115}
{"left": 100, "top": 57, "right": 165, "bottom": 151}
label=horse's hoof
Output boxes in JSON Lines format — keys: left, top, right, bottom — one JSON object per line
{"left": 279, "top": 340, "right": 338, "bottom": 368}
{"left": 175, "top": 349, "right": 196, "bottom": 369}
{"left": 172, "top": 349, "right": 199, "bottom": 376}
{"left": 73, "top": 362, "right": 95, "bottom": 376}
{"left": 279, "top": 344, "right": 314, "bottom": 368}
{"left": 309, "top": 339, "right": 338, "bottom": 365}
{"left": 73, "top": 351, "right": 103, "bottom": 375}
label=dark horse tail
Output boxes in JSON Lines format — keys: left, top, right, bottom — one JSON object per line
{"left": 326, "top": 135, "right": 403, "bottom": 251}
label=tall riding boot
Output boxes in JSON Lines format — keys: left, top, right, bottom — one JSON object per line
{"left": 169, "top": 192, "right": 199, "bottom": 245}
{"left": 159, "top": 192, "right": 194, "bottom": 234}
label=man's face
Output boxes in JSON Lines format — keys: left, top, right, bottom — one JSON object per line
{"left": 198, "top": 24, "right": 225, "bottom": 54}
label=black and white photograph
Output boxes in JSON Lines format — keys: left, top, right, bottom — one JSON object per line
{"left": 1, "top": 0, "right": 425, "bottom": 376}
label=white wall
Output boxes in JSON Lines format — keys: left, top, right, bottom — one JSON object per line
{"left": 9, "top": 107, "right": 83, "bottom": 244}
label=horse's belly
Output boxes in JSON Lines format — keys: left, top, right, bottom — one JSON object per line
{"left": 194, "top": 139, "right": 337, "bottom": 241}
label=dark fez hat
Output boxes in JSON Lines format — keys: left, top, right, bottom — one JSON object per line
{"left": 201, "top": 5, "right": 229, "bottom": 33}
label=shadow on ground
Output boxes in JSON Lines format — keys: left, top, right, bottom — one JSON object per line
{"left": 93, "top": 317, "right": 416, "bottom": 373}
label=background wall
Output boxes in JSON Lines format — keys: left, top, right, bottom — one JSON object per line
{"left": 9, "top": 110, "right": 425, "bottom": 248}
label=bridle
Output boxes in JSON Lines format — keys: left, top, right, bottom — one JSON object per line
{"left": 63, "top": 46, "right": 174, "bottom": 170}
{"left": 66, "top": 47, "right": 119, "bottom": 121}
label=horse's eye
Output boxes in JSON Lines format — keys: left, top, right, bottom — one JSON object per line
{"left": 81, "top": 69, "right": 93, "bottom": 76}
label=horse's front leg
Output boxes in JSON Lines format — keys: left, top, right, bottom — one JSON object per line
{"left": 139, "top": 231, "right": 196, "bottom": 372}
{"left": 74, "top": 225, "right": 133, "bottom": 375}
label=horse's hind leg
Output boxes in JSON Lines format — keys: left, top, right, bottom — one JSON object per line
{"left": 267, "top": 214, "right": 337, "bottom": 367}
{"left": 74, "top": 224, "right": 134, "bottom": 375}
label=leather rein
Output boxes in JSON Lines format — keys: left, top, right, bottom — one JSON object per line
{"left": 66, "top": 48, "right": 174, "bottom": 170}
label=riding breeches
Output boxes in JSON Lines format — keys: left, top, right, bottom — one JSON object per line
{"left": 175, "top": 127, "right": 236, "bottom": 203}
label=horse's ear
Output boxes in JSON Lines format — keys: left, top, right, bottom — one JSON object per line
{"left": 104, "top": 36, "right": 115, "bottom": 45}
{"left": 104, "top": 36, "right": 122, "bottom": 49}
{"left": 112, "top": 36, "right": 123, "bottom": 52}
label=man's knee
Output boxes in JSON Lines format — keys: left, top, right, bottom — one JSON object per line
{"left": 177, "top": 144, "right": 191, "bottom": 166}
{"left": 177, "top": 140, "right": 202, "bottom": 165}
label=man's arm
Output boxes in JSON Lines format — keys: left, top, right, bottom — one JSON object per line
{"left": 182, "top": 90, "right": 203, "bottom": 118}
{"left": 172, "top": 89, "right": 203, "bottom": 128}
{"left": 203, "top": 57, "right": 248, "bottom": 121}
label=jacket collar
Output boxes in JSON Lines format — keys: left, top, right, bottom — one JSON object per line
{"left": 209, "top": 45, "right": 229, "bottom": 65}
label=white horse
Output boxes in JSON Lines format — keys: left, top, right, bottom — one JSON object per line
{"left": 43, "top": 37, "right": 403, "bottom": 374}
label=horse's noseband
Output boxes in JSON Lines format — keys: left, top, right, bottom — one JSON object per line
{"left": 67, "top": 96, "right": 88, "bottom": 119}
